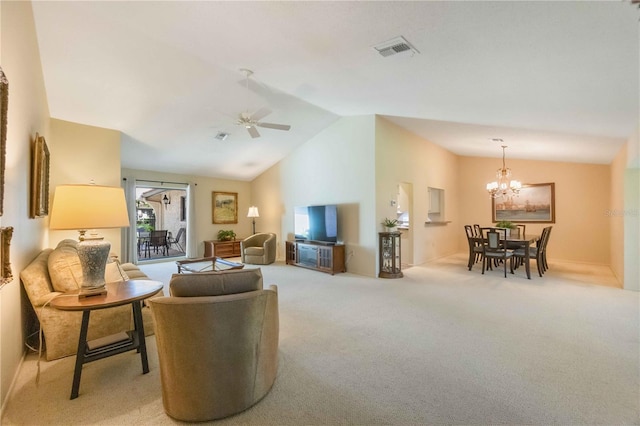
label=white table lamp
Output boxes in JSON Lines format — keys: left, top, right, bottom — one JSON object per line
{"left": 247, "top": 206, "right": 260, "bottom": 235}
{"left": 50, "top": 184, "right": 130, "bottom": 297}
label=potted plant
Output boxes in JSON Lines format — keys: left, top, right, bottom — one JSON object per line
{"left": 381, "top": 217, "right": 399, "bottom": 232}
{"left": 217, "top": 229, "right": 236, "bottom": 241}
{"left": 495, "top": 220, "right": 515, "bottom": 236}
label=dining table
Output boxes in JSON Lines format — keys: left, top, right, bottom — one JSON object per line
{"left": 473, "top": 231, "right": 540, "bottom": 279}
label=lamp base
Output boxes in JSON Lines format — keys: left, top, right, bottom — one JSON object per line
{"left": 78, "top": 238, "right": 111, "bottom": 295}
{"left": 78, "top": 287, "right": 108, "bottom": 299}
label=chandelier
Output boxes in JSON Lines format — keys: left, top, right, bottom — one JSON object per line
{"left": 486, "top": 145, "right": 521, "bottom": 198}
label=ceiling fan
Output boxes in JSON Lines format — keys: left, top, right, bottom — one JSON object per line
{"left": 236, "top": 69, "right": 291, "bottom": 138}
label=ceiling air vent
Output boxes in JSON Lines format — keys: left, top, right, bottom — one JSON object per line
{"left": 373, "top": 36, "right": 420, "bottom": 58}
{"left": 215, "top": 132, "right": 230, "bottom": 141}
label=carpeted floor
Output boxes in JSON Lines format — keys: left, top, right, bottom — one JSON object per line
{"left": 2, "top": 253, "right": 638, "bottom": 425}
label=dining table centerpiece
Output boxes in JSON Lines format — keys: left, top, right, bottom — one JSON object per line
{"left": 495, "top": 220, "right": 516, "bottom": 236}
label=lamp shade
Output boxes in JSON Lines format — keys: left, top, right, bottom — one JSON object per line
{"left": 50, "top": 184, "right": 130, "bottom": 231}
{"left": 247, "top": 206, "right": 260, "bottom": 218}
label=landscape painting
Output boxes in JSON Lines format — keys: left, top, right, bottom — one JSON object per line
{"left": 492, "top": 182, "right": 555, "bottom": 223}
{"left": 212, "top": 191, "right": 238, "bottom": 224}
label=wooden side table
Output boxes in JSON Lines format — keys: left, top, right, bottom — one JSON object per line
{"left": 50, "top": 280, "right": 163, "bottom": 399}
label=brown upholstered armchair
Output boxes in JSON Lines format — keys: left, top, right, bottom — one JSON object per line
{"left": 148, "top": 268, "right": 279, "bottom": 422}
{"left": 241, "top": 233, "right": 277, "bottom": 265}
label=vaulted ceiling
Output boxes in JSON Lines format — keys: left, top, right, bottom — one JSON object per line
{"left": 32, "top": 1, "right": 639, "bottom": 181}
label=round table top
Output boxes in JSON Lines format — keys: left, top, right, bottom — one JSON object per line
{"left": 49, "top": 280, "right": 164, "bottom": 311}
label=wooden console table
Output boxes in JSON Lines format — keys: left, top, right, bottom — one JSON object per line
{"left": 203, "top": 239, "right": 243, "bottom": 258}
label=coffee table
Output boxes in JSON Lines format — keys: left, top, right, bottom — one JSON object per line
{"left": 176, "top": 256, "right": 244, "bottom": 273}
{"left": 50, "top": 279, "right": 163, "bottom": 399}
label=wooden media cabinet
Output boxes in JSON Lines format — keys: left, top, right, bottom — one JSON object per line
{"left": 285, "top": 241, "right": 346, "bottom": 275}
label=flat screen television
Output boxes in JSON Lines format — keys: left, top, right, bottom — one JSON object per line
{"left": 294, "top": 205, "right": 338, "bottom": 243}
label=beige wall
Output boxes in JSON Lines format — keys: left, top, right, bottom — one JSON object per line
{"left": 251, "top": 115, "right": 377, "bottom": 276}
{"left": 459, "top": 156, "right": 611, "bottom": 265}
{"left": 48, "top": 119, "right": 123, "bottom": 253}
{"left": 0, "top": 0, "right": 50, "bottom": 406}
{"left": 610, "top": 144, "right": 627, "bottom": 284}
{"left": 122, "top": 169, "right": 253, "bottom": 258}
{"left": 623, "top": 125, "right": 639, "bottom": 291}
{"left": 375, "top": 117, "right": 460, "bottom": 266}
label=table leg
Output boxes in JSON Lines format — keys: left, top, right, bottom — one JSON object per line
{"left": 71, "top": 310, "right": 91, "bottom": 399}
{"left": 132, "top": 301, "right": 149, "bottom": 374}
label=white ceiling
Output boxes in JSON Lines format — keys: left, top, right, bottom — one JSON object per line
{"left": 31, "top": 1, "right": 639, "bottom": 181}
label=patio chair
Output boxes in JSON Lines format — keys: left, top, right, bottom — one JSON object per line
{"left": 167, "top": 227, "right": 185, "bottom": 252}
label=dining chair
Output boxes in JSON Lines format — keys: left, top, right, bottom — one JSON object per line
{"left": 148, "top": 230, "right": 169, "bottom": 257}
{"left": 464, "top": 225, "right": 483, "bottom": 270}
{"left": 512, "top": 226, "right": 552, "bottom": 277}
{"left": 515, "top": 224, "right": 526, "bottom": 237}
{"left": 480, "top": 228, "right": 513, "bottom": 278}
{"left": 137, "top": 231, "right": 150, "bottom": 257}
{"left": 540, "top": 226, "right": 552, "bottom": 272}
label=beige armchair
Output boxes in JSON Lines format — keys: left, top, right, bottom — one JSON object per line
{"left": 241, "top": 233, "right": 276, "bottom": 265}
{"left": 148, "top": 268, "right": 279, "bottom": 422}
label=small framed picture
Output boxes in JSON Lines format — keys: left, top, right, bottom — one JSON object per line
{"left": 212, "top": 191, "right": 238, "bottom": 224}
{"left": 0, "top": 226, "right": 13, "bottom": 287}
{"left": 0, "top": 67, "right": 8, "bottom": 216}
{"left": 30, "top": 133, "right": 50, "bottom": 218}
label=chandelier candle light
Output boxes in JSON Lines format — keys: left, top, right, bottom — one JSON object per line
{"left": 486, "top": 145, "right": 522, "bottom": 199}
{"left": 49, "top": 184, "right": 130, "bottom": 298}
{"left": 247, "top": 206, "right": 260, "bottom": 235}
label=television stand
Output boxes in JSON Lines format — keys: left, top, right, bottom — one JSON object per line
{"left": 285, "top": 241, "right": 345, "bottom": 275}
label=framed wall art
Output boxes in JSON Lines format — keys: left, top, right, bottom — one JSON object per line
{"left": 492, "top": 182, "right": 555, "bottom": 223}
{"left": 0, "top": 226, "right": 13, "bottom": 287}
{"left": 30, "top": 133, "right": 50, "bottom": 218}
{"left": 212, "top": 191, "right": 238, "bottom": 224}
{"left": 0, "top": 66, "right": 8, "bottom": 216}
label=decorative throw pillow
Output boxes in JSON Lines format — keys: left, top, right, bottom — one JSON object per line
{"left": 48, "top": 239, "right": 83, "bottom": 293}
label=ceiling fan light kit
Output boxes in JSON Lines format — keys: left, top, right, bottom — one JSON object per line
{"left": 236, "top": 69, "right": 292, "bottom": 139}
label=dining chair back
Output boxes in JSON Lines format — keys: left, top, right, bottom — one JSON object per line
{"left": 148, "top": 230, "right": 169, "bottom": 257}
{"left": 480, "top": 228, "right": 513, "bottom": 278}
{"left": 539, "top": 226, "right": 553, "bottom": 271}
{"left": 464, "top": 225, "right": 483, "bottom": 271}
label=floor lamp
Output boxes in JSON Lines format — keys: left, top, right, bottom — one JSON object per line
{"left": 49, "top": 184, "right": 130, "bottom": 298}
{"left": 247, "top": 206, "right": 259, "bottom": 235}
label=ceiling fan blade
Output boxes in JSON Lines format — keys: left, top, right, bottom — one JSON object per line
{"left": 257, "top": 122, "right": 291, "bottom": 131}
{"left": 247, "top": 126, "right": 260, "bottom": 138}
{"left": 250, "top": 107, "right": 272, "bottom": 122}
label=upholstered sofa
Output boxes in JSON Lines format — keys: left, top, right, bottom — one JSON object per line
{"left": 241, "top": 233, "right": 277, "bottom": 265}
{"left": 149, "top": 268, "right": 279, "bottom": 422}
{"left": 20, "top": 239, "right": 156, "bottom": 361}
